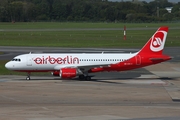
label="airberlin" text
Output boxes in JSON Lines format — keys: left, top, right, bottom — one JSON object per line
{"left": 33, "top": 56, "right": 79, "bottom": 64}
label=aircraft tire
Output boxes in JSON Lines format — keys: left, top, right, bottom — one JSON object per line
{"left": 26, "top": 77, "right": 30, "bottom": 80}
{"left": 85, "top": 76, "right": 91, "bottom": 81}
{"left": 79, "top": 75, "right": 85, "bottom": 80}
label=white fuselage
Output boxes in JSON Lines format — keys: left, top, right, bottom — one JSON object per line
{"left": 5, "top": 53, "right": 137, "bottom": 71}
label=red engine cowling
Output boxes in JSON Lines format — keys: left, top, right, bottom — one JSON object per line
{"left": 52, "top": 68, "right": 77, "bottom": 79}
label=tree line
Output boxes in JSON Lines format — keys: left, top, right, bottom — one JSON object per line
{"left": 0, "top": 0, "right": 179, "bottom": 22}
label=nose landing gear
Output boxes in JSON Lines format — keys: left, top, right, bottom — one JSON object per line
{"left": 26, "top": 72, "right": 31, "bottom": 80}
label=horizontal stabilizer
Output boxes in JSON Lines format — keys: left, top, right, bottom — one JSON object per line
{"left": 150, "top": 58, "right": 164, "bottom": 61}
{"left": 150, "top": 57, "right": 172, "bottom": 62}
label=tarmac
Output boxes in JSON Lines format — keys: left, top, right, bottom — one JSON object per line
{"left": 0, "top": 47, "right": 180, "bottom": 120}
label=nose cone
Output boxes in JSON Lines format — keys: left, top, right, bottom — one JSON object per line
{"left": 5, "top": 62, "right": 13, "bottom": 70}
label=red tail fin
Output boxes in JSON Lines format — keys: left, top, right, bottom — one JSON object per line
{"left": 138, "top": 26, "right": 168, "bottom": 55}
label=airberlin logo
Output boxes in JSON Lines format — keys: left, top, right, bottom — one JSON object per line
{"left": 150, "top": 30, "right": 167, "bottom": 52}
{"left": 34, "top": 56, "right": 79, "bottom": 64}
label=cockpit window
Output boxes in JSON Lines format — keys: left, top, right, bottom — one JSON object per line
{"left": 11, "top": 58, "right": 21, "bottom": 62}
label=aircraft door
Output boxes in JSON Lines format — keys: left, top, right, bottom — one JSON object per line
{"left": 27, "top": 54, "right": 32, "bottom": 66}
{"left": 136, "top": 55, "right": 141, "bottom": 65}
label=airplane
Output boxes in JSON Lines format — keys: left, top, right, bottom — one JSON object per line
{"left": 5, "top": 26, "right": 171, "bottom": 80}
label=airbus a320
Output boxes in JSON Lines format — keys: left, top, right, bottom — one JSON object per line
{"left": 5, "top": 27, "right": 171, "bottom": 80}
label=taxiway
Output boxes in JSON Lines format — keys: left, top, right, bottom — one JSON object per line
{"left": 0, "top": 47, "right": 180, "bottom": 120}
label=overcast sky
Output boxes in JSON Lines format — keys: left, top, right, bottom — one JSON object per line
{"left": 109, "top": 0, "right": 179, "bottom": 3}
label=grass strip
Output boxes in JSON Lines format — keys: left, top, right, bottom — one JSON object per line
{"left": 0, "top": 29, "right": 179, "bottom": 47}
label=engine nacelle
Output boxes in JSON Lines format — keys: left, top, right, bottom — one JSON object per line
{"left": 52, "top": 68, "right": 77, "bottom": 79}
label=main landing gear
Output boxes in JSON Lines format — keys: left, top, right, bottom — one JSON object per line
{"left": 78, "top": 75, "right": 91, "bottom": 81}
{"left": 26, "top": 72, "right": 31, "bottom": 80}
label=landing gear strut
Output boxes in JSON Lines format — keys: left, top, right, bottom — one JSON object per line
{"left": 78, "top": 75, "right": 91, "bottom": 80}
{"left": 26, "top": 72, "right": 31, "bottom": 80}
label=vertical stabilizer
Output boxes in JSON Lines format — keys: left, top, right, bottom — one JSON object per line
{"left": 138, "top": 27, "right": 168, "bottom": 55}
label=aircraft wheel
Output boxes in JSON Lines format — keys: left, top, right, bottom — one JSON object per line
{"left": 79, "top": 75, "right": 85, "bottom": 80}
{"left": 85, "top": 76, "right": 91, "bottom": 81}
{"left": 26, "top": 77, "right": 30, "bottom": 80}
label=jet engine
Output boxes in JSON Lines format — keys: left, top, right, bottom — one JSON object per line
{"left": 52, "top": 68, "right": 78, "bottom": 79}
